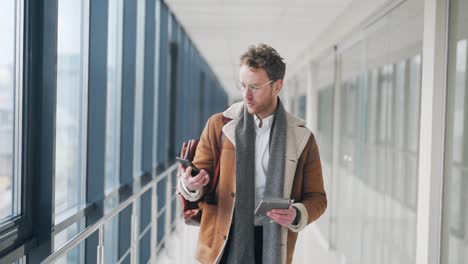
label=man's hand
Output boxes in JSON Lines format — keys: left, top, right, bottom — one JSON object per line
{"left": 181, "top": 166, "right": 210, "bottom": 192}
{"left": 266, "top": 207, "right": 297, "bottom": 227}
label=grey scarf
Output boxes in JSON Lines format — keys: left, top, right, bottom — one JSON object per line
{"left": 226, "top": 99, "right": 287, "bottom": 264}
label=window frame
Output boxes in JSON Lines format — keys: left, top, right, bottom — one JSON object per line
{"left": 0, "top": 0, "right": 28, "bottom": 256}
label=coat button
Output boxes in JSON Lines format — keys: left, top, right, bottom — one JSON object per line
{"left": 231, "top": 192, "right": 235, "bottom": 198}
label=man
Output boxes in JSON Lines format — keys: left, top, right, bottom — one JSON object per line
{"left": 177, "top": 44, "right": 327, "bottom": 264}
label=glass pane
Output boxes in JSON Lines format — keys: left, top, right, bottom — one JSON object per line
{"left": 103, "top": 196, "right": 119, "bottom": 264}
{"left": 119, "top": 254, "right": 130, "bottom": 264}
{"left": 0, "top": 0, "right": 16, "bottom": 221}
{"left": 12, "top": 256, "right": 26, "bottom": 264}
{"left": 442, "top": 0, "right": 468, "bottom": 262}
{"left": 407, "top": 55, "right": 422, "bottom": 153}
{"left": 157, "top": 210, "right": 166, "bottom": 244}
{"left": 139, "top": 231, "right": 151, "bottom": 263}
{"left": 330, "top": 0, "right": 423, "bottom": 263}
{"left": 317, "top": 87, "right": 334, "bottom": 163}
{"left": 55, "top": 0, "right": 87, "bottom": 217}
{"left": 105, "top": 0, "right": 123, "bottom": 193}
{"left": 157, "top": 177, "right": 167, "bottom": 210}
{"left": 54, "top": 222, "right": 85, "bottom": 263}
{"left": 296, "top": 94, "right": 306, "bottom": 120}
{"left": 153, "top": 0, "right": 161, "bottom": 168}
{"left": 104, "top": 215, "right": 119, "bottom": 264}
{"left": 133, "top": 0, "right": 146, "bottom": 177}
{"left": 139, "top": 190, "right": 151, "bottom": 230}
{"left": 171, "top": 170, "right": 177, "bottom": 224}
{"left": 316, "top": 53, "right": 335, "bottom": 243}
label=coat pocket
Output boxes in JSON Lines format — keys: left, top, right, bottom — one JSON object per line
{"left": 198, "top": 203, "right": 218, "bottom": 248}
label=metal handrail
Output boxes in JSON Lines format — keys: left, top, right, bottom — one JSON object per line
{"left": 42, "top": 163, "right": 180, "bottom": 264}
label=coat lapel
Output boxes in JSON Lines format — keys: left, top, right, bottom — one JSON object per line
{"left": 283, "top": 111, "right": 311, "bottom": 198}
{"left": 221, "top": 101, "right": 311, "bottom": 197}
{"left": 222, "top": 102, "right": 243, "bottom": 147}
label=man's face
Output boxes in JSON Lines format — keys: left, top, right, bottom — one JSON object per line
{"left": 239, "top": 65, "right": 282, "bottom": 118}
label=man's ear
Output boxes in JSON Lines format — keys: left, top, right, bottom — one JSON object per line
{"left": 275, "top": 80, "right": 283, "bottom": 93}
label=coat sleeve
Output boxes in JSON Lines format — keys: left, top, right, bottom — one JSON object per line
{"left": 177, "top": 177, "right": 204, "bottom": 201}
{"left": 193, "top": 115, "right": 218, "bottom": 173}
{"left": 177, "top": 114, "right": 221, "bottom": 202}
{"left": 288, "top": 134, "right": 327, "bottom": 232}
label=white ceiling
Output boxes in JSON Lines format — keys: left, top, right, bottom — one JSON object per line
{"left": 165, "top": 0, "right": 352, "bottom": 100}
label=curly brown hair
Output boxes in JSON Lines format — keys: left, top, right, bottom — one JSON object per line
{"left": 240, "top": 44, "right": 286, "bottom": 81}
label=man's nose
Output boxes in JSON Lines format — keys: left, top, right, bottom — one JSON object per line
{"left": 243, "top": 88, "right": 253, "bottom": 99}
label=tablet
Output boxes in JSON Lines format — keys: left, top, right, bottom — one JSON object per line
{"left": 254, "top": 198, "right": 294, "bottom": 217}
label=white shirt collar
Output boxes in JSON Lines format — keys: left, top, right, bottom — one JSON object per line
{"left": 254, "top": 114, "right": 274, "bottom": 129}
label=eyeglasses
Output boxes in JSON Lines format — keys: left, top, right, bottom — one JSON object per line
{"left": 236, "top": 80, "right": 274, "bottom": 93}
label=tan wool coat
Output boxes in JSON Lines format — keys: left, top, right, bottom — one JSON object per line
{"left": 178, "top": 102, "right": 327, "bottom": 264}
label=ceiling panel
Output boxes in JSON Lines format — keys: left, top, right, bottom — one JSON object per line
{"left": 165, "top": 0, "right": 352, "bottom": 100}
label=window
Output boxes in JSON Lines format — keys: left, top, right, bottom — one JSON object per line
{"left": 442, "top": 0, "right": 468, "bottom": 261}
{"left": 105, "top": 0, "right": 124, "bottom": 193}
{"left": 0, "top": 0, "right": 23, "bottom": 223}
{"left": 54, "top": 0, "right": 89, "bottom": 219}
{"left": 317, "top": 87, "right": 334, "bottom": 163}
{"left": 168, "top": 42, "right": 178, "bottom": 164}
{"left": 153, "top": 0, "right": 162, "bottom": 170}
{"left": 316, "top": 54, "right": 335, "bottom": 166}
{"left": 331, "top": 0, "right": 423, "bottom": 262}
{"left": 199, "top": 71, "right": 205, "bottom": 134}
{"left": 296, "top": 94, "right": 306, "bottom": 120}
{"left": 133, "top": 0, "right": 146, "bottom": 177}
{"left": 104, "top": 1, "right": 124, "bottom": 262}
{"left": 53, "top": 222, "right": 84, "bottom": 263}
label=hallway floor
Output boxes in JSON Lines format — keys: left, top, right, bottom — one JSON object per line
{"left": 157, "top": 219, "right": 343, "bottom": 264}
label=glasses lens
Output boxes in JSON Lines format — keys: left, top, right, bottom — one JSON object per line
{"left": 236, "top": 81, "right": 245, "bottom": 91}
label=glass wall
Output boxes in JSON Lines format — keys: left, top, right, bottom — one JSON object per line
{"left": 54, "top": 222, "right": 84, "bottom": 263}
{"left": 291, "top": 74, "right": 307, "bottom": 120}
{"left": 133, "top": 0, "right": 145, "bottom": 178}
{"left": 54, "top": 0, "right": 88, "bottom": 219}
{"left": 284, "top": 75, "right": 306, "bottom": 119}
{"left": 153, "top": 0, "right": 162, "bottom": 170}
{"left": 105, "top": 0, "right": 123, "bottom": 194}
{"left": 331, "top": 0, "right": 423, "bottom": 263}
{"left": 0, "top": 0, "right": 229, "bottom": 262}
{"left": 442, "top": 0, "right": 468, "bottom": 263}
{"left": 316, "top": 54, "right": 335, "bottom": 241}
{"left": 316, "top": 54, "right": 335, "bottom": 178}
{"left": 0, "top": 0, "right": 21, "bottom": 222}
{"left": 104, "top": 0, "right": 123, "bottom": 263}
{"left": 334, "top": 41, "right": 364, "bottom": 263}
